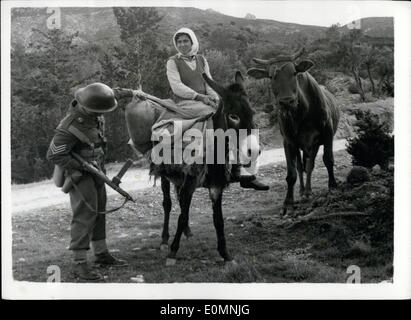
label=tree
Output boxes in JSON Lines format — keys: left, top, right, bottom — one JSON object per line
{"left": 11, "top": 28, "right": 99, "bottom": 182}
{"left": 110, "top": 7, "right": 169, "bottom": 95}
{"left": 204, "top": 49, "right": 242, "bottom": 85}
{"left": 97, "top": 8, "right": 170, "bottom": 162}
{"left": 375, "top": 46, "right": 394, "bottom": 96}
{"left": 339, "top": 29, "right": 368, "bottom": 101}
{"left": 113, "top": 7, "right": 163, "bottom": 41}
{"left": 362, "top": 44, "right": 378, "bottom": 95}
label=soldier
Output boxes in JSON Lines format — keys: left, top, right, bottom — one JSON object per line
{"left": 47, "top": 83, "right": 134, "bottom": 281}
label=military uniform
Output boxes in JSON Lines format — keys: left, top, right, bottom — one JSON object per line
{"left": 47, "top": 84, "right": 133, "bottom": 280}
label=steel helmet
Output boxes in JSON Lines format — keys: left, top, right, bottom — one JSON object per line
{"left": 74, "top": 82, "right": 118, "bottom": 113}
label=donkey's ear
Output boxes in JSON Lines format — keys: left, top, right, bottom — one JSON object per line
{"left": 247, "top": 68, "right": 269, "bottom": 79}
{"left": 235, "top": 71, "right": 245, "bottom": 88}
{"left": 295, "top": 59, "right": 314, "bottom": 73}
{"left": 202, "top": 73, "right": 226, "bottom": 98}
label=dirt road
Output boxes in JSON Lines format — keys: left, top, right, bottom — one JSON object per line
{"left": 11, "top": 139, "right": 347, "bottom": 214}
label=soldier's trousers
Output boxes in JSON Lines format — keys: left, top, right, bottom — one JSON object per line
{"left": 68, "top": 173, "right": 107, "bottom": 251}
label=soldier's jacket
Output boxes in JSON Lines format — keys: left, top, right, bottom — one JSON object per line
{"left": 47, "top": 88, "right": 134, "bottom": 175}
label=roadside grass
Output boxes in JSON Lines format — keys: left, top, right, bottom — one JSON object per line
{"left": 12, "top": 150, "right": 393, "bottom": 283}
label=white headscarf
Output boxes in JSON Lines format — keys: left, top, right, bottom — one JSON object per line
{"left": 173, "top": 27, "right": 199, "bottom": 57}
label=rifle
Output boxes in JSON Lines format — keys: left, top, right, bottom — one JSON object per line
{"left": 71, "top": 152, "right": 134, "bottom": 202}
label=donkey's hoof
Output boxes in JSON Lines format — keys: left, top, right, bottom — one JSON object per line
{"left": 160, "top": 243, "right": 168, "bottom": 251}
{"left": 303, "top": 192, "right": 311, "bottom": 200}
{"left": 165, "top": 258, "right": 177, "bottom": 266}
{"left": 328, "top": 187, "right": 338, "bottom": 195}
{"left": 282, "top": 205, "right": 294, "bottom": 217}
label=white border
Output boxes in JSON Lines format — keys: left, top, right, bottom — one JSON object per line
{"left": 2, "top": 0, "right": 411, "bottom": 300}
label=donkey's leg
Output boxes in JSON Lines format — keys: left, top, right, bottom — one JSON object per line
{"left": 323, "top": 136, "right": 338, "bottom": 190}
{"left": 304, "top": 145, "right": 320, "bottom": 198}
{"left": 160, "top": 176, "right": 171, "bottom": 249}
{"left": 173, "top": 184, "right": 193, "bottom": 239}
{"left": 209, "top": 187, "right": 232, "bottom": 262}
{"left": 168, "top": 179, "right": 196, "bottom": 260}
{"left": 296, "top": 150, "right": 305, "bottom": 197}
{"left": 283, "top": 141, "right": 298, "bottom": 216}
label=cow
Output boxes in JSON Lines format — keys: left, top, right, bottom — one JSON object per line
{"left": 125, "top": 72, "right": 255, "bottom": 264}
{"left": 247, "top": 48, "right": 340, "bottom": 215}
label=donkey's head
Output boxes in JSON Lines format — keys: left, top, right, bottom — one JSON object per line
{"left": 202, "top": 71, "right": 255, "bottom": 133}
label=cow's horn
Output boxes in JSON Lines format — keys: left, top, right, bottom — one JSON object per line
{"left": 252, "top": 58, "right": 271, "bottom": 66}
{"left": 254, "top": 48, "right": 305, "bottom": 65}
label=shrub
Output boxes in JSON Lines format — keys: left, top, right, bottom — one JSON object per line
{"left": 382, "top": 80, "right": 394, "bottom": 97}
{"left": 348, "top": 82, "right": 360, "bottom": 94}
{"left": 346, "top": 110, "right": 394, "bottom": 169}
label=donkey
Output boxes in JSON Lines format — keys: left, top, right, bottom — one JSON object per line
{"left": 247, "top": 48, "right": 340, "bottom": 215}
{"left": 125, "top": 72, "right": 256, "bottom": 263}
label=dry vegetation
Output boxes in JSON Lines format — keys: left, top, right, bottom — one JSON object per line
{"left": 12, "top": 150, "right": 393, "bottom": 283}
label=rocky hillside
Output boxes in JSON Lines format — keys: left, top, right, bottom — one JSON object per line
{"left": 11, "top": 7, "right": 393, "bottom": 50}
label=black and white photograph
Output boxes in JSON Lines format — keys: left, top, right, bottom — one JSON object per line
{"left": 2, "top": 0, "right": 410, "bottom": 300}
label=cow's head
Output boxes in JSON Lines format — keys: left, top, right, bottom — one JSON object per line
{"left": 202, "top": 71, "right": 255, "bottom": 133}
{"left": 247, "top": 48, "right": 313, "bottom": 112}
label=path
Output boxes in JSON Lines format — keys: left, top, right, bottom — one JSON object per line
{"left": 10, "top": 139, "right": 347, "bottom": 214}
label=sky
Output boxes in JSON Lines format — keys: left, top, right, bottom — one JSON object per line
{"left": 2, "top": 0, "right": 401, "bottom": 27}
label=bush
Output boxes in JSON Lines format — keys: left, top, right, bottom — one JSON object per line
{"left": 382, "top": 80, "right": 394, "bottom": 97}
{"left": 348, "top": 82, "right": 360, "bottom": 94}
{"left": 346, "top": 110, "right": 394, "bottom": 169}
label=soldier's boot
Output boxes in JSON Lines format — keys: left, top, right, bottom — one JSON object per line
{"left": 230, "top": 164, "right": 242, "bottom": 182}
{"left": 231, "top": 165, "right": 269, "bottom": 191}
{"left": 72, "top": 261, "right": 102, "bottom": 281}
{"left": 94, "top": 251, "right": 128, "bottom": 267}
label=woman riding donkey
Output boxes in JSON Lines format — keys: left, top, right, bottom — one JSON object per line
{"left": 167, "top": 27, "right": 269, "bottom": 190}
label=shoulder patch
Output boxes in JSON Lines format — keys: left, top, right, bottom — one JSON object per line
{"left": 49, "top": 139, "right": 67, "bottom": 155}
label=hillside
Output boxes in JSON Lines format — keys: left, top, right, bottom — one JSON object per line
{"left": 11, "top": 7, "right": 393, "bottom": 51}
{"left": 343, "top": 17, "right": 393, "bottom": 38}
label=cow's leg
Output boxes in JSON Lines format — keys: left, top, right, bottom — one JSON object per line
{"left": 183, "top": 224, "right": 193, "bottom": 239}
{"left": 283, "top": 141, "right": 298, "bottom": 216}
{"left": 160, "top": 176, "right": 171, "bottom": 249}
{"left": 323, "top": 137, "right": 338, "bottom": 190}
{"left": 304, "top": 145, "right": 320, "bottom": 198}
{"left": 296, "top": 150, "right": 305, "bottom": 197}
{"left": 209, "top": 186, "right": 232, "bottom": 262}
{"left": 168, "top": 178, "right": 196, "bottom": 261}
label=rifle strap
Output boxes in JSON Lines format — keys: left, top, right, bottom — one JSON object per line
{"left": 71, "top": 178, "right": 128, "bottom": 215}
{"left": 67, "top": 125, "right": 94, "bottom": 147}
